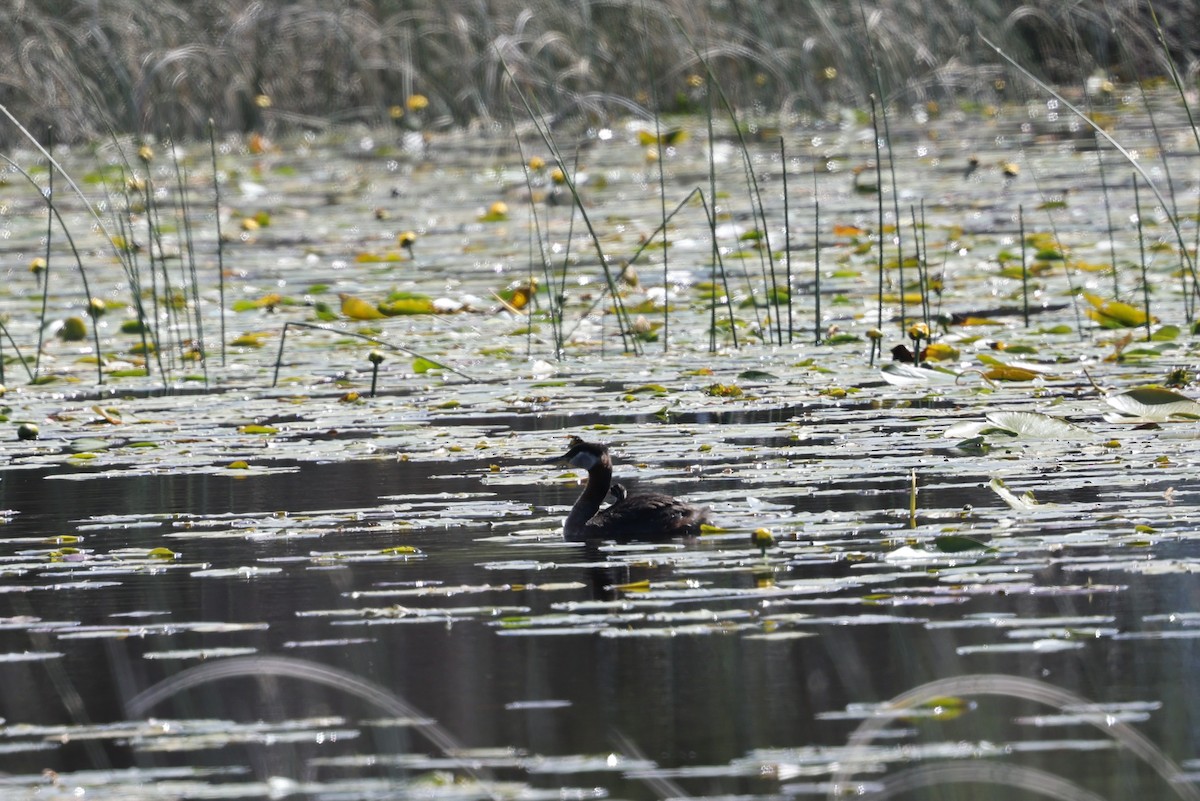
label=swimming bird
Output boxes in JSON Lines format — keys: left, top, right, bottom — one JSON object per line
{"left": 549, "top": 437, "right": 709, "bottom": 542}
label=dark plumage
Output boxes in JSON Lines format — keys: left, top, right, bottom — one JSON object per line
{"left": 549, "top": 437, "right": 709, "bottom": 543}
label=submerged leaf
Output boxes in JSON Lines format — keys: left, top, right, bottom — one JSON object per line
{"left": 934, "top": 535, "right": 992, "bottom": 553}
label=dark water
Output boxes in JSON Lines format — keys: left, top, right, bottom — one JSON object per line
{"left": 1, "top": 450, "right": 1197, "bottom": 800}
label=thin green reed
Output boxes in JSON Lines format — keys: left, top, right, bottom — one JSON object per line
{"left": 812, "top": 157, "right": 821, "bottom": 345}
{"left": 919, "top": 201, "right": 931, "bottom": 330}
{"left": 695, "top": 188, "right": 738, "bottom": 351}
{"left": 513, "top": 136, "right": 564, "bottom": 357}
{"left": 909, "top": 204, "right": 931, "bottom": 331}
{"left": 1019, "top": 205, "right": 1029, "bottom": 328}
{"left": 168, "top": 134, "right": 208, "bottom": 385}
{"left": 1147, "top": 2, "right": 1200, "bottom": 305}
{"left": 111, "top": 170, "right": 160, "bottom": 377}
{"left": 34, "top": 129, "right": 53, "bottom": 378}
{"left": 870, "top": 96, "right": 885, "bottom": 332}
{"left": 141, "top": 153, "right": 183, "bottom": 379}
{"left": 860, "top": 3, "right": 904, "bottom": 328}
{"left": 705, "top": 75, "right": 723, "bottom": 353}
{"left": 1133, "top": 175, "right": 1151, "bottom": 343}
{"left": 639, "top": 0, "right": 671, "bottom": 352}
{"left": 208, "top": 121, "right": 227, "bottom": 366}
{"left": 780, "top": 138, "right": 793, "bottom": 342}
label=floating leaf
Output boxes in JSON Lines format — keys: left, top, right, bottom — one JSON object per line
{"left": 1082, "top": 292, "right": 1153, "bottom": 328}
{"left": 230, "top": 332, "right": 268, "bottom": 348}
{"left": 379, "top": 295, "right": 435, "bottom": 315}
{"left": 413, "top": 357, "right": 441, "bottom": 374}
{"left": 982, "top": 365, "right": 1040, "bottom": 382}
{"left": 339, "top": 293, "right": 386, "bottom": 320}
{"left": 1106, "top": 387, "right": 1200, "bottom": 422}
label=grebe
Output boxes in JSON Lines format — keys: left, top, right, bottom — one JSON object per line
{"left": 549, "top": 437, "right": 709, "bottom": 542}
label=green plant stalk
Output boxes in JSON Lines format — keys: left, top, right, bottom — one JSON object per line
{"left": 737, "top": 150, "right": 775, "bottom": 343}
{"left": 110, "top": 152, "right": 165, "bottom": 377}
{"left": 870, "top": 96, "right": 885, "bottom": 331}
{"left": 208, "top": 121, "right": 227, "bottom": 366}
{"left": 919, "top": 201, "right": 931, "bottom": 329}
{"left": 142, "top": 168, "right": 179, "bottom": 380}
{"left": 781, "top": 137, "right": 793, "bottom": 343}
{"left": 1096, "top": 146, "right": 1120, "bottom": 300}
{"left": 1134, "top": 175, "right": 1151, "bottom": 343}
{"left": 860, "top": 3, "right": 904, "bottom": 328}
{"left": 1146, "top": 1, "right": 1200, "bottom": 231}
{"left": 110, "top": 180, "right": 157, "bottom": 373}
{"left": 909, "top": 468, "right": 918, "bottom": 529}
{"left": 35, "top": 129, "right": 53, "bottom": 380}
{"left": 705, "top": 77, "right": 719, "bottom": 354}
{"left": 639, "top": 0, "right": 671, "bottom": 353}
{"left": 909, "top": 204, "right": 931, "bottom": 332}
{"left": 168, "top": 136, "right": 208, "bottom": 386}
{"left": 695, "top": 189, "right": 738, "bottom": 351}
{"left": 812, "top": 159, "right": 821, "bottom": 345}
{"left": 1019, "top": 205, "right": 1029, "bottom": 328}
{"left": 0, "top": 318, "right": 34, "bottom": 383}
{"left": 512, "top": 134, "right": 563, "bottom": 357}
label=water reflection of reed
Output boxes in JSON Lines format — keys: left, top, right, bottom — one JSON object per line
{"left": 118, "top": 656, "right": 1196, "bottom": 800}
{"left": 824, "top": 674, "right": 1199, "bottom": 801}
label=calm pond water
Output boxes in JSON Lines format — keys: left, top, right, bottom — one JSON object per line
{"left": 0, "top": 93, "right": 1199, "bottom": 799}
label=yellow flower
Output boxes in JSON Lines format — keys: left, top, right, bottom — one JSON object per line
{"left": 406, "top": 94, "right": 429, "bottom": 112}
{"left": 137, "top": 144, "right": 153, "bottom": 163}
{"left": 527, "top": 156, "right": 546, "bottom": 171}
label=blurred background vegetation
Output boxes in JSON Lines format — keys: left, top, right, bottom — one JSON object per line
{"left": 0, "top": 0, "right": 1195, "bottom": 143}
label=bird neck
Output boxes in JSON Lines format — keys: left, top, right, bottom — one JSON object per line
{"left": 564, "top": 460, "right": 612, "bottom": 540}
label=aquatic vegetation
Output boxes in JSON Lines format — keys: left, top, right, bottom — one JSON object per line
{"left": 0, "top": 11, "right": 1198, "bottom": 797}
